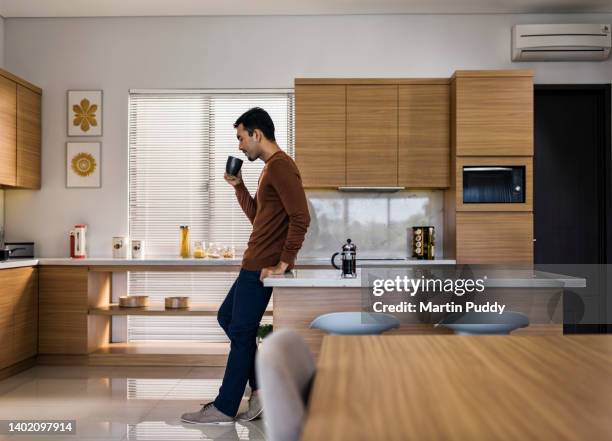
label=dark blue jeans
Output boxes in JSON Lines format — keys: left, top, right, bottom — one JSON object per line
{"left": 214, "top": 269, "right": 273, "bottom": 416}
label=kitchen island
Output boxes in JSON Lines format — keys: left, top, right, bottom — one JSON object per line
{"left": 264, "top": 268, "right": 586, "bottom": 354}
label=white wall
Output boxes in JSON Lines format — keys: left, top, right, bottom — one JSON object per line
{"left": 3, "top": 14, "right": 612, "bottom": 257}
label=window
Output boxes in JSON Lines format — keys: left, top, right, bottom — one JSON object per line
{"left": 127, "top": 90, "right": 294, "bottom": 341}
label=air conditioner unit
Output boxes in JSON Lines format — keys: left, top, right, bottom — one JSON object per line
{"left": 512, "top": 24, "right": 611, "bottom": 61}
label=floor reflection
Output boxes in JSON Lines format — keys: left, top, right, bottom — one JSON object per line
{"left": 0, "top": 366, "right": 263, "bottom": 441}
{"left": 127, "top": 420, "right": 265, "bottom": 440}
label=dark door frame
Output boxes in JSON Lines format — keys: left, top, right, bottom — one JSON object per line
{"left": 534, "top": 84, "right": 612, "bottom": 333}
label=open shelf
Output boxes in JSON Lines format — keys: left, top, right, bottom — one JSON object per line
{"left": 89, "top": 304, "right": 273, "bottom": 316}
{"left": 88, "top": 341, "right": 231, "bottom": 367}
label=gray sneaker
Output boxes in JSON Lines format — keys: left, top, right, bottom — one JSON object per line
{"left": 236, "top": 393, "right": 263, "bottom": 421}
{"left": 181, "top": 402, "right": 234, "bottom": 425}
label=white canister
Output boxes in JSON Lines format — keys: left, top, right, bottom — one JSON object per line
{"left": 112, "top": 236, "right": 130, "bottom": 259}
{"left": 131, "top": 240, "right": 145, "bottom": 259}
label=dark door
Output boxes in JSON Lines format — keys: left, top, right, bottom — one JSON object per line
{"left": 534, "top": 85, "right": 611, "bottom": 333}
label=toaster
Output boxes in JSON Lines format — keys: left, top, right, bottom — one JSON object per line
{"left": 5, "top": 242, "right": 35, "bottom": 258}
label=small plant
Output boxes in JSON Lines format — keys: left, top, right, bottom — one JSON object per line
{"left": 257, "top": 324, "right": 273, "bottom": 340}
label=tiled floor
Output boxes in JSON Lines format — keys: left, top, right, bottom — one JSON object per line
{"left": 0, "top": 366, "right": 265, "bottom": 440}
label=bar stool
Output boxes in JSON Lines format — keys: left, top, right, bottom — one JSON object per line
{"left": 435, "top": 311, "right": 529, "bottom": 335}
{"left": 310, "top": 312, "right": 400, "bottom": 335}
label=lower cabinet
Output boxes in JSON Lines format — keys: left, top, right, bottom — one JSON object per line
{"left": 38, "top": 266, "right": 110, "bottom": 355}
{"left": 38, "top": 266, "right": 89, "bottom": 354}
{"left": 14, "top": 270, "right": 39, "bottom": 362}
{"left": 456, "top": 212, "right": 534, "bottom": 264}
{"left": 0, "top": 275, "right": 14, "bottom": 369}
{"left": 0, "top": 267, "right": 38, "bottom": 370}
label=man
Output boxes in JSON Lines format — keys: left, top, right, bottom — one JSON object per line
{"left": 181, "top": 107, "right": 311, "bottom": 424}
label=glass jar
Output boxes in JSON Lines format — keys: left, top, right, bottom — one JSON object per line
{"left": 192, "top": 240, "right": 206, "bottom": 259}
{"left": 207, "top": 242, "right": 221, "bottom": 259}
{"left": 222, "top": 246, "right": 235, "bottom": 259}
{"left": 180, "top": 226, "right": 190, "bottom": 258}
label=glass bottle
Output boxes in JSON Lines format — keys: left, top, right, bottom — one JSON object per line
{"left": 180, "top": 226, "right": 190, "bottom": 258}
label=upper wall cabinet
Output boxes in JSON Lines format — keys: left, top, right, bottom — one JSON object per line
{"left": 0, "top": 75, "right": 17, "bottom": 186}
{"left": 295, "top": 84, "right": 346, "bottom": 188}
{"left": 0, "top": 69, "right": 42, "bottom": 189}
{"left": 295, "top": 79, "right": 450, "bottom": 189}
{"left": 398, "top": 84, "right": 450, "bottom": 188}
{"left": 17, "top": 85, "right": 42, "bottom": 189}
{"left": 454, "top": 71, "right": 533, "bottom": 156}
{"left": 346, "top": 85, "right": 398, "bottom": 186}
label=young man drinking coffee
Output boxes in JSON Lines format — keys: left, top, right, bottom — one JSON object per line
{"left": 181, "top": 107, "right": 310, "bottom": 424}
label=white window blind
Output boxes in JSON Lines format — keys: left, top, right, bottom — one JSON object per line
{"left": 128, "top": 91, "right": 293, "bottom": 341}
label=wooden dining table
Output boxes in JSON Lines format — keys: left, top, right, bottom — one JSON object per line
{"left": 300, "top": 335, "right": 612, "bottom": 441}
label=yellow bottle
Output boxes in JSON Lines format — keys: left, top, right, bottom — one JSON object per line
{"left": 180, "top": 226, "right": 190, "bottom": 258}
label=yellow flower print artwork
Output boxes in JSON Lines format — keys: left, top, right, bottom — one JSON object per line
{"left": 68, "top": 91, "right": 103, "bottom": 136}
{"left": 72, "top": 99, "right": 98, "bottom": 132}
{"left": 66, "top": 142, "right": 101, "bottom": 188}
{"left": 71, "top": 152, "right": 97, "bottom": 177}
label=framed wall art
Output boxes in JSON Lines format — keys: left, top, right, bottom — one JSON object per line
{"left": 66, "top": 142, "right": 101, "bottom": 188}
{"left": 68, "top": 90, "right": 103, "bottom": 136}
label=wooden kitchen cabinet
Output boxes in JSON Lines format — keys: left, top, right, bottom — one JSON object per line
{"left": 0, "top": 74, "right": 17, "bottom": 186}
{"left": 0, "top": 68, "right": 42, "bottom": 189}
{"left": 38, "top": 266, "right": 110, "bottom": 355}
{"left": 0, "top": 271, "right": 15, "bottom": 369}
{"left": 0, "top": 267, "right": 38, "bottom": 371}
{"left": 12, "top": 267, "right": 38, "bottom": 363}
{"left": 454, "top": 71, "right": 533, "bottom": 156}
{"left": 295, "top": 79, "right": 451, "bottom": 188}
{"left": 398, "top": 84, "right": 450, "bottom": 188}
{"left": 456, "top": 212, "right": 533, "bottom": 264}
{"left": 295, "top": 84, "right": 346, "bottom": 187}
{"left": 16, "top": 85, "right": 42, "bottom": 189}
{"left": 39, "top": 266, "right": 90, "bottom": 354}
{"left": 346, "top": 85, "right": 398, "bottom": 186}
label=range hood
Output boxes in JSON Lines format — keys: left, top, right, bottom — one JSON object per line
{"left": 337, "top": 186, "right": 405, "bottom": 193}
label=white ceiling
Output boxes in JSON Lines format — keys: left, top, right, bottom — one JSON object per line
{"left": 0, "top": 0, "right": 611, "bottom": 18}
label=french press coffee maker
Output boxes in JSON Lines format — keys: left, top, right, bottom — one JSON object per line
{"left": 331, "top": 238, "right": 357, "bottom": 278}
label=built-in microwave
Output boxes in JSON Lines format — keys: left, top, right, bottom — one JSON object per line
{"left": 463, "top": 166, "right": 525, "bottom": 204}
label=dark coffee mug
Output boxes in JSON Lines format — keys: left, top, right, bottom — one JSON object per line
{"left": 226, "top": 156, "right": 243, "bottom": 176}
{"left": 0, "top": 249, "right": 9, "bottom": 261}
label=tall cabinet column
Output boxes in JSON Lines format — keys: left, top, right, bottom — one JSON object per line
{"left": 446, "top": 70, "right": 535, "bottom": 264}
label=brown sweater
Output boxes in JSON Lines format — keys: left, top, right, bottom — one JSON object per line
{"left": 235, "top": 150, "right": 310, "bottom": 271}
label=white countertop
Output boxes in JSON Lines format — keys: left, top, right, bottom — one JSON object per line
{"left": 267, "top": 269, "right": 363, "bottom": 287}
{"left": 263, "top": 269, "right": 587, "bottom": 288}
{"left": 0, "top": 259, "right": 39, "bottom": 270}
{"left": 0, "top": 259, "right": 586, "bottom": 289}
{"left": 38, "top": 257, "right": 245, "bottom": 266}
{"left": 0, "top": 257, "right": 456, "bottom": 269}
{"left": 0, "top": 257, "right": 247, "bottom": 269}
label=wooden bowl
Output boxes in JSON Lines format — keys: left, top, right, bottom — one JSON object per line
{"left": 119, "top": 295, "right": 149, "bottom": 307}
{"left": 165, "top": 296, "right": 190, "bottom": 309}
